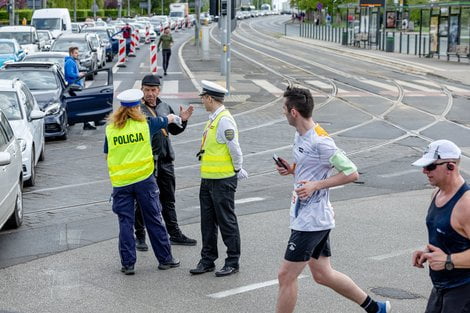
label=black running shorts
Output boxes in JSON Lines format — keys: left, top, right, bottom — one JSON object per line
{"left": 284, "top": 229, "right": 332, "bottom": 262}
{"left": 425, "top": 283, "right": 470, "bottom": 313}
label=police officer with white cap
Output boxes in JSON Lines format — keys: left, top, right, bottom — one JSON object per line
{"left": 104, "top": 89, "right": 181, "bottom": 275}
{"left": 190, "top": 80, "right": 248, "bottom": 277}
{"left": 134, "top": 74, "right": 197, "bottom": 251}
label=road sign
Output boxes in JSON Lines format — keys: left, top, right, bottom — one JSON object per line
{"left": 317, "top": 2, "right": 323, "bottom": 10}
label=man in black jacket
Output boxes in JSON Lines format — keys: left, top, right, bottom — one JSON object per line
{"left": 134, "top": 74, "right": 196, "bottom": 250}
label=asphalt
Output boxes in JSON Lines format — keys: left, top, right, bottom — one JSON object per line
{"left": 0, "top": 23, "right": 468, "bottom": 313}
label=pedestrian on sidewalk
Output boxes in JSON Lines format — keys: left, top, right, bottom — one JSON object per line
{"left": 411, "top": 140, "right": 470, "bottom": 313}
{"left": 189, "top": 80, "right": 248, "bottom": 277}
{"left": 133, "top": 74, "right": 197, "bottom": 251}
{"left": 104, "top": 89, "right": 181, "bottom": 275}
{"left": 274, "top": 86, "right": 391, "bottom": 313}
{"left": 157, "top": 27, "right": 173, "bottom": 76}
{"left": 64, "top": 46, "right": 95, "bottom": 130}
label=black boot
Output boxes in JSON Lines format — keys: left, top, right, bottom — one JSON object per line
{"left": 136, "top": 237, "right": 148, "bottom": 251}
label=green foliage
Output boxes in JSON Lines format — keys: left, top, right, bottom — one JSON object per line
{"left": 0, "top": 10, "right": 9, "bottom": 21}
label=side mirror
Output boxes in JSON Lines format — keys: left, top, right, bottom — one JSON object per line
{"left": 18, "top": 49, "right": 24, "bottom": 54}
{"left": 30, "top": 109, "right": 46, "bottom": 120}
{"left": 0, "top": 151, "right": 12, "bottom": 166}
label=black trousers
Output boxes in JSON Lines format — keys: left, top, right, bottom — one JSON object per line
{"left": 135, "top": 161, "right": 182, "bottom": 239}
{"left": 425, "top": 283, "right": 470, "bottom": 313}
{"left": 162, "top": 49, "right": 171, "bottom": 73}
{"left": 199, "top": 175, "right": 240, "bottom": 268}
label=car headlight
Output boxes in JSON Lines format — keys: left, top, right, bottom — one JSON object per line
{"left": 18, "top": 138, "right": 27, "bottom": 151}
{"left": 45, "top": 102, "right": 61, "bottom": 116}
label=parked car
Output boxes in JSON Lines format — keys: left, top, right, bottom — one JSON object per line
{"left": 0, "top": 78, "right": 45, "bottom": 186}
{"left": 31, "top": 8, "right": 73, "bottom": 39}
{"left": 150, "top": 15, "right": 170, "bottom": 34}
{"left": 0, "top": 26, "right": 43, "bottom": 54}
{"left": 71, "top": 22, "right": 82, "bottom": 33}
{"left": 0, "top": 39, "right": 26, "bottom": 67}
{"left": 0, "top": 63, "right": 114, "bottom": 139}
{"left": 80, "top": 27, "right": 116, "bottom": 62}
{"left": 86, "top": 33, "right": 106, "bottom": 68}
{"left": 37, "top": 30, "right": 54, "bottom": 51}
{"left": 50, "top": 33, "right": 98, "bottom": 80}
{"left": 0, "top": 110, "right": 23, "bottom": 230}
{"left": 22, "top": 51, "right": 68, "bottom": 71}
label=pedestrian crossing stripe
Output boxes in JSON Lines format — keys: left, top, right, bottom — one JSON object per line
{"left": 305, "top": 80, "right": 332, "bottom": 89}
{"left": 252, "top": 79, "right": 283, "bottom": 96}
{"left": 396, "top": 80, "right": 435, "bottom": 92}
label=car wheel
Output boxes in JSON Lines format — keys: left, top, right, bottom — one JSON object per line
{"left": 25, "top": 150, "right": 35, "bottom": 187}
{"left": 5, "top": 180, "right": 23, "bottom": 229}
{"left": 39, "top": 139, "right": 45, "bottom": 161}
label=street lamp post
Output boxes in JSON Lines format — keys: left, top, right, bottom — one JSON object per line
{"left": 74, "top": 0, "right": 77, "bottom": 22}
{"left": 128, "top": 0, "right": 130, "bottom": 17}
{"left": 161, "top": 0, "right": 164, "bottom": 15}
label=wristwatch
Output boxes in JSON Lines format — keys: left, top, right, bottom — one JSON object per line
{"left": 445, "top": 254, "right": 454, "bottom": 271}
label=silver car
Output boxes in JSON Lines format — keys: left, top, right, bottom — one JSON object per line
{"left": 0, "top": 110, "right": 23, "bottom": 230}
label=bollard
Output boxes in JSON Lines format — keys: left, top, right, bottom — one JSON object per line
{"left": 150, "top": 43, "right": 158, "bottom": 73}
{"left": 135, "top": 30, "right": 140, "bottom": 50}
{"left": 145, "top": 27, "right": 150, "bottom": 44}
{"left": 128, "top": 31, "right": 136, "bottom": 57}
{"left": 117, "top": 38, "right": 127, "bottom": 67}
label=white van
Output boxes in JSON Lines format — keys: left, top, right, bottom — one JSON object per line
{"left": 0, "top": 26, "right": 42, "bottom": 54}
{"left": 31, "top": 8, "right": 72, "bottom": 39}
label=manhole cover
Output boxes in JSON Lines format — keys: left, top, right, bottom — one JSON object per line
{"left": 371, "top": 287, "right": 422, "bottom": 299}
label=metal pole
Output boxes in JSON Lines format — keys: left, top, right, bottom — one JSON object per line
{"left": 118, "top": 1, "right": 122, "bottom": 19}
{"left": 93, "top": 0, "right": 97, "bottom": 20}
{"left": 161, "top": 0, "right": 164, "bottom": 15}
{"left": 128, "top": 0, "right": 130, "bottom": 17}
{"left": 9, "top": 0, "right": 15, "bottom": 26}
{"left": 226, "top": 0, "right": 231, "bottom": 95}
{"left": 195, "top": 0, "right": 201, "bottom": 55}
{"left": 382, "top": 1, "right": 386, "bottom": 51}
{"left": 74, "top": 0, "right": 77, "bottom": 22}
{"left": 148, "top": 0, "right": 151, "bottom": 16}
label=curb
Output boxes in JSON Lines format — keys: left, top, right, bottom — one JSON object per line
{"left": 178, "top": 36, "right": 201, "bottom": 92}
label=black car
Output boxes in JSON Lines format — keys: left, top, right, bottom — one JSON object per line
{"left": 50, "top": 33, "right": 98, "bottom": 80}
{"left": 0, "top": 62, "right": 114, "bottom": 140}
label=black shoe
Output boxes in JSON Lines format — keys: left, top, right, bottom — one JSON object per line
{"left": 121, "top": 265, "right": 135, "bottom": 275}
{"left": 136, "top": 238, "right": 148, "bottom": 251}
{"left": 158, "top": 258, "right": 180, "bottom": 270}
{"left": 189, "top": 262, "right": 215, "bottom": 275}
{"left": 215, "top": 266, "right": 239, "bottom": 277}
{"left": 170, "top": 234, "right": 197, "bottom": 246}
{"left": 164, "top": 72, "right": 167, "bottom": 76}
{"left": 83, "top": 122, "right": 96, "bottom": 130}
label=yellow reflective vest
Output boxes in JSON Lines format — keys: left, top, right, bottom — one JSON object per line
{"left": 106, "top": 119, "right": 154, "bottom": 187}
{"left": 200, "top": 110, "right": 236, "bottom": 179}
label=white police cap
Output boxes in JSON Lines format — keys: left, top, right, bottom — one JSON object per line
{"left": 117, "top": 89, "right": 143, "bottom": 107}
{"left": 199, "top": 80, "right": 227, "bottom": 98}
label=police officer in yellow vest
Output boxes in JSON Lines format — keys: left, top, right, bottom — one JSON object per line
{"left": 105, "top": 89, "right": 181, "bottom": 275}
{"left": 190, "top": 81, "right": 248, "bottom": 277}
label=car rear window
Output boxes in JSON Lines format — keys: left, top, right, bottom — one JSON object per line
{"left": 0, "top": 70, "right": 58, "bottom": 90}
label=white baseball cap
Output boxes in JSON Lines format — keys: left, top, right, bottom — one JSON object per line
{"left": 412, "top": 140, "right": 461, "bottom": 167}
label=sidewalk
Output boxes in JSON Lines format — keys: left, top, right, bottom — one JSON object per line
{"left": 285, "top": 35, "right": 470, "bottom": 86}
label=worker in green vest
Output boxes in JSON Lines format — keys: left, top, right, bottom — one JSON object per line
{"left": 190, "top": 80, "right": 248, "bottom": 277}
{"left": 104, "top": 88, "right": 181, "bottom": 275}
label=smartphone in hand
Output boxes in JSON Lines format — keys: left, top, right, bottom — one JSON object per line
{"left": 273, "top": 153, "right": 288, "bottom": 169}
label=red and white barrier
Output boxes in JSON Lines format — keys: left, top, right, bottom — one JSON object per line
{"left": 135, "top": 30, "right": 140, "bottom": 50}
{"left": 128, "top": 31, "right": 136, "bottom": 57}
{"left": 150, "top": 44, "right": 158, "bottom": 74}
{"left": 145, "top": 27, "right": 150, "bottom": 44}
{"left": 117, "top": 38, "right": 126, "bottom": 67}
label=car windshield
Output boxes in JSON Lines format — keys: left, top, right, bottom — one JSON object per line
{"left": 32, "top": 18, "right": 61, "bottom": 30}
{"left": 0, "top": 42, "right": 15, "bottom": 54}
{"left": 0, "top": 32, "right": 32, "bottom": 45}
{"left": 52, "top": 40, "right": 89, "bottom": 52}
{"left": 23, "top": 56, "right": 65, "bottom": 68}
{"left": 37, "top": 32, "right": 49, "bottom": 41}
{"left": 0, "top": 91, "right": 21, "bottom": 120}
{"left": 83, "top": 30, "right": 108, "bottom": 41}
{"left": 0, "top": 70, "right": 58, "bottom": 90}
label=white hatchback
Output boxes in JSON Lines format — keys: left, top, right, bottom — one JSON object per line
{"left": 0, "top": 110, "right": 23, "bottom": 230}
{"left": 0, "top": 79, "right": 45, "bottom": 187}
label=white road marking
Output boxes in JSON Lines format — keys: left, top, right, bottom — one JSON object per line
{"left": 414, "top": 80, "right": 440, "bottom": 88}
{"left": 235, "top": 197, "right": 265, "bottom": 204}
{"left": 139, "top": 62, "right": 146, "bottom": 68}
{"left": 252, "top": 79, "right": 284, "bottom": 96}
{"left": 207, "top": 275, "right": 309, "bottom": 299}
{"left": 305, "top": 80, "right": 332, "bottom": 89}
{"left": 162, "top": 80, "right": 178, "bottom": 93}
{"left": 378, "top": 169, "right": 420, "bottom": 178}
{"left": 113, "top": 80, "right": 122, "bottom": 92}
{"left": 23, "top": 180, "right": 110, "bottom": 194}
{"left": 445, "top": 85, "right": 470, "bottom": 93}
{"left": 132, "top": 80, "right": 142, "bottom": 89}
{"left": 396, "top": 80, "right": 435, "bottom": 92}
{"left": 369, "top": 247, "right": 423, "bottom": 261}
{"left": 360, "top": 79, "right": 398, "bottom": 92}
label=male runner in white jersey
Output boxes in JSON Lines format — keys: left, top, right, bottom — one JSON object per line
{"left": 274, "top": 86, "right": 391, "bottom": 313}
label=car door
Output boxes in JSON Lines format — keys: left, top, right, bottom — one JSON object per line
{"left": 20, "top": 85, "right": 42, "bottom": 163}
{"left": 0, "top": 116, "right": 16, "bottom": 225}
{"left": 64, "top": 68, "right": 113, "bottom": 124}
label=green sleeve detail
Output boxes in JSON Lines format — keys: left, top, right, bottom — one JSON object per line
{"left": 329, "top": 150, "right": 357, "bottom": 176}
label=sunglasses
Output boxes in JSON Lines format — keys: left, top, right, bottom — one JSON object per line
{"left": 424, "top": 162, "right": 452, "bottom": 171}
